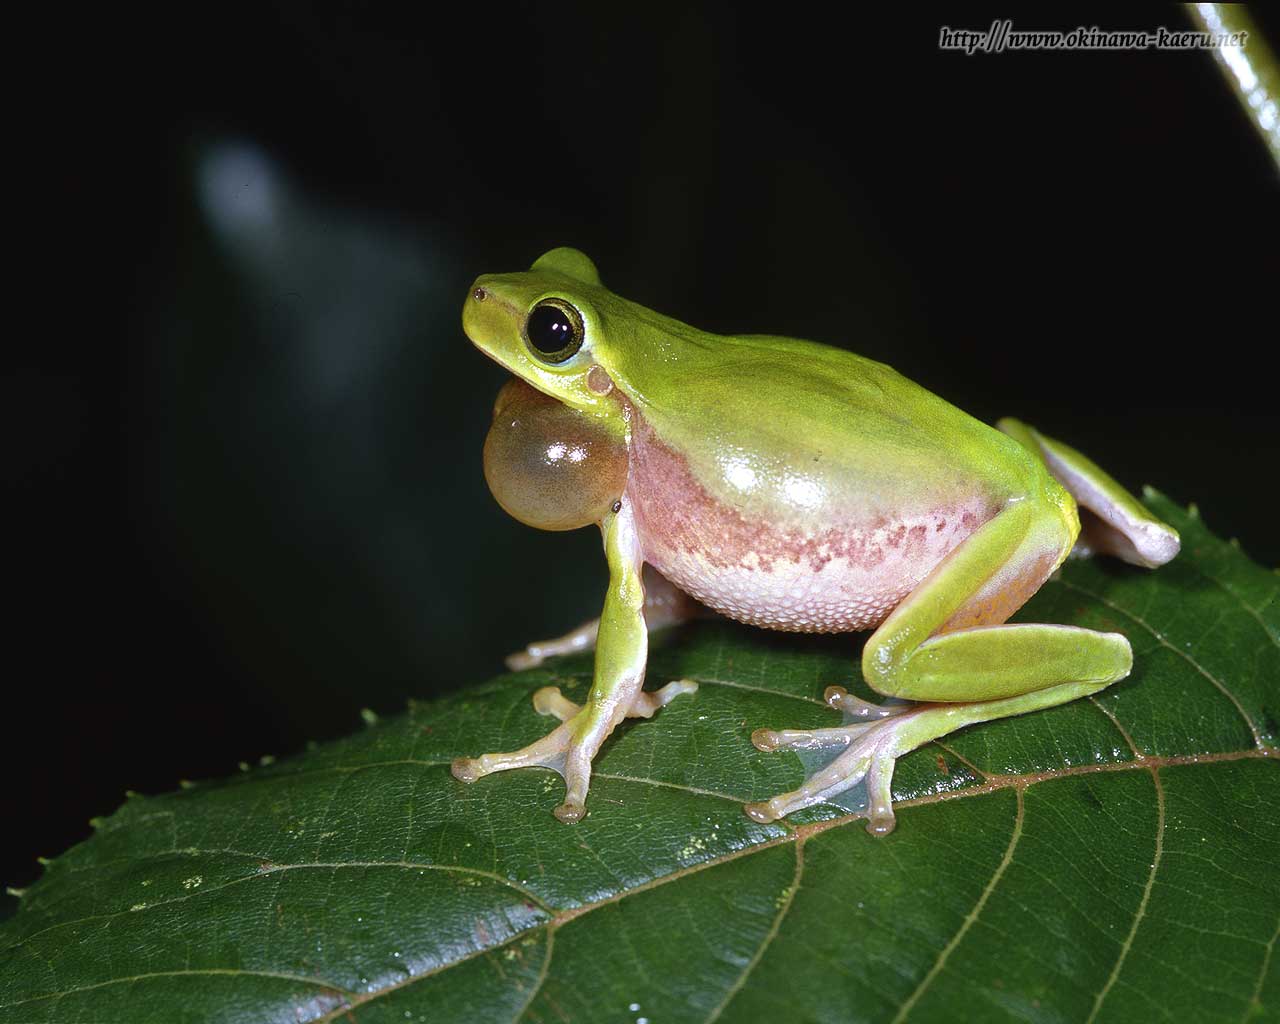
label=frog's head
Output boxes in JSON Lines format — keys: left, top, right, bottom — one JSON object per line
{"left": 463, "top": 247, "right": 624, "bottom": 418}
{"left": 467, "top": 248, "right": 633, "bottom": 531}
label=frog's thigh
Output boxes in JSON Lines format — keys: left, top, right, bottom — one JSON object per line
{"left": 997, "top": 417, "right": 1180, "bottom": 569}
{"left": 863, "top": 499, "right": 1132, "bottom": 703}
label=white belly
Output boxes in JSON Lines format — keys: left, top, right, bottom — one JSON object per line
{"left": 635, "top": 511, "right": 981, "bottom": 633}
{"left": 625, "top": 430, "right": 996, "bottom": 634}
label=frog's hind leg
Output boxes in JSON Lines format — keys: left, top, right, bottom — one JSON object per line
{"left": 745, "top": 498, "right": 1134, "bottom": 834}
{"left": 506, "top": 566, "right": 705, "bottom": 670}
{"left": 997, "top": 418, "right": 1180, "bottom": 568}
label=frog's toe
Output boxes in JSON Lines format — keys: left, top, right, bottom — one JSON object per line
{"left": 449, "top": 722, "right": 572, "bottom": 785}
{"left": 450, "top": 757, "right": 483, "bottom": 783}
{"left": 532, "top": 686, "right": 580, "bottom": 721}
{"left": 628, "top": 678, "right": 698, "bottom": 718}
{"left": 505, "top": 648, "right": 544, "bottom": 671}
{"left": 751, "top": 722, "right": 873, "bottom": 753}
{"left": 532, "top": 680, "right": 697, "bottom": 722}
{"left": 505, "top": 618, "right": 602, "bottom": 671}
{"left": 750, "top": 689, "right": 912, "bottom": 755}
{"left": 822, "top": 685, "right": 912, "bottom": 720}
{"left": 553, "top": 798, "right": 587, "bottom": 824}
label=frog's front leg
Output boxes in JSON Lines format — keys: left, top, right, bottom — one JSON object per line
{"left": 747, "top": 497, "right": 1136, "bottom": 835}
{"left": 452, "top": 505, "right": 695, "bottom": 822}
{"left": 506, "top": 565, "right": 703, "bottom": 670}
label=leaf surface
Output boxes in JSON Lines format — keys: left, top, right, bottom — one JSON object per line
{"left": 2, "top": 494, "right": 1277, "bottom": 1023}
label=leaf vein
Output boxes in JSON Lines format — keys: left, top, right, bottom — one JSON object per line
{"left": 1087, "top": 766, "right": 1165, "bottom": 1023}
{"left": 1, "top": 862, "right": 552, "bottom": 956}
{"left": 890, "top": 787, "right": 1025, "bottom": 1022}
{"left": 0, "top": 968, "right": 350, "bottom": 1009}
{"left": 514, "top": 930, "right": 555, "bottom": 1023}
{"left": 703, "top": 839, "right": 805, "bottom": 1023}
{"left": 1184, "top": 556, "right": 1280, "bottom": 648}
{"left": 1245, "top": 909, "right": 1280, "bottom": 1024}
{"left": 1056, "top": 578, "right": 1268, "bottom": 750}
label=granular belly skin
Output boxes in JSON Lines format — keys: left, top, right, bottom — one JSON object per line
{"left": 626, "top": 427, "right": 995, "bottom": 634}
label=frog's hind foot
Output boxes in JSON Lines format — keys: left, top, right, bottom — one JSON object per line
{"left": 744, "top": 688, "right": 918, "bottom": 836}
{"left": 450, "top": 680, "right": 698, "bottom": 823}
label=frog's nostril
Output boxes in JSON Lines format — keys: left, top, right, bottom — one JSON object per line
{"left": 473, "top": 287, "right": 487, "bottom": 302}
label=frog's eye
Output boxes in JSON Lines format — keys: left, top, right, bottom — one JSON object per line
{"left": 524, "top": 299, "right": 584, "bottom": 363}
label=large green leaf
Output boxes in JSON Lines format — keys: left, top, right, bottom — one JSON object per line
{"left": 3, "top": 493, "right": 1277, "bottom": 1023}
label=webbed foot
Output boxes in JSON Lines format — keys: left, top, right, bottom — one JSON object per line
{"left": 744, "top": 686, "right": 919, "bottom": 835}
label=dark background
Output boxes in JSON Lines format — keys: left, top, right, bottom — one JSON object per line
{"left": 9, "top": 4, "right": 1278, "bottom": 909}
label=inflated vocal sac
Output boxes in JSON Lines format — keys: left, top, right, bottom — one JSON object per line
{"left": 483, "top": 378, "right": 629, "bottom": 531}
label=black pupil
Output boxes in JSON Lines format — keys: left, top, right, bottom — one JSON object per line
{"left": 527, "top": 303, "right": 576, "bottom": 355}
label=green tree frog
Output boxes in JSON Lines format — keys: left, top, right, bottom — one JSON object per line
{"left": 452, "top": 248, "right": 1180, "bottom": 834}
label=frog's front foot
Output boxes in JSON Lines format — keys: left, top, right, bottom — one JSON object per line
{"left": 450, "top": 679, "right": 698, "bottom": 822}
{"left": 505, "top": 621, "right": 600, "bottom": 671}
{"left": 744, "top": 686, "right": 920, "bottom": 835}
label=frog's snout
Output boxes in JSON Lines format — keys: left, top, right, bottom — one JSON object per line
{"left": 461, "top": 276, "right": 504, "bottom": 351}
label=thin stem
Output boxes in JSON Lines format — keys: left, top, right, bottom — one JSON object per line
{"left": 1185, "top": 4, "right": 1280, "bottom": 171}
